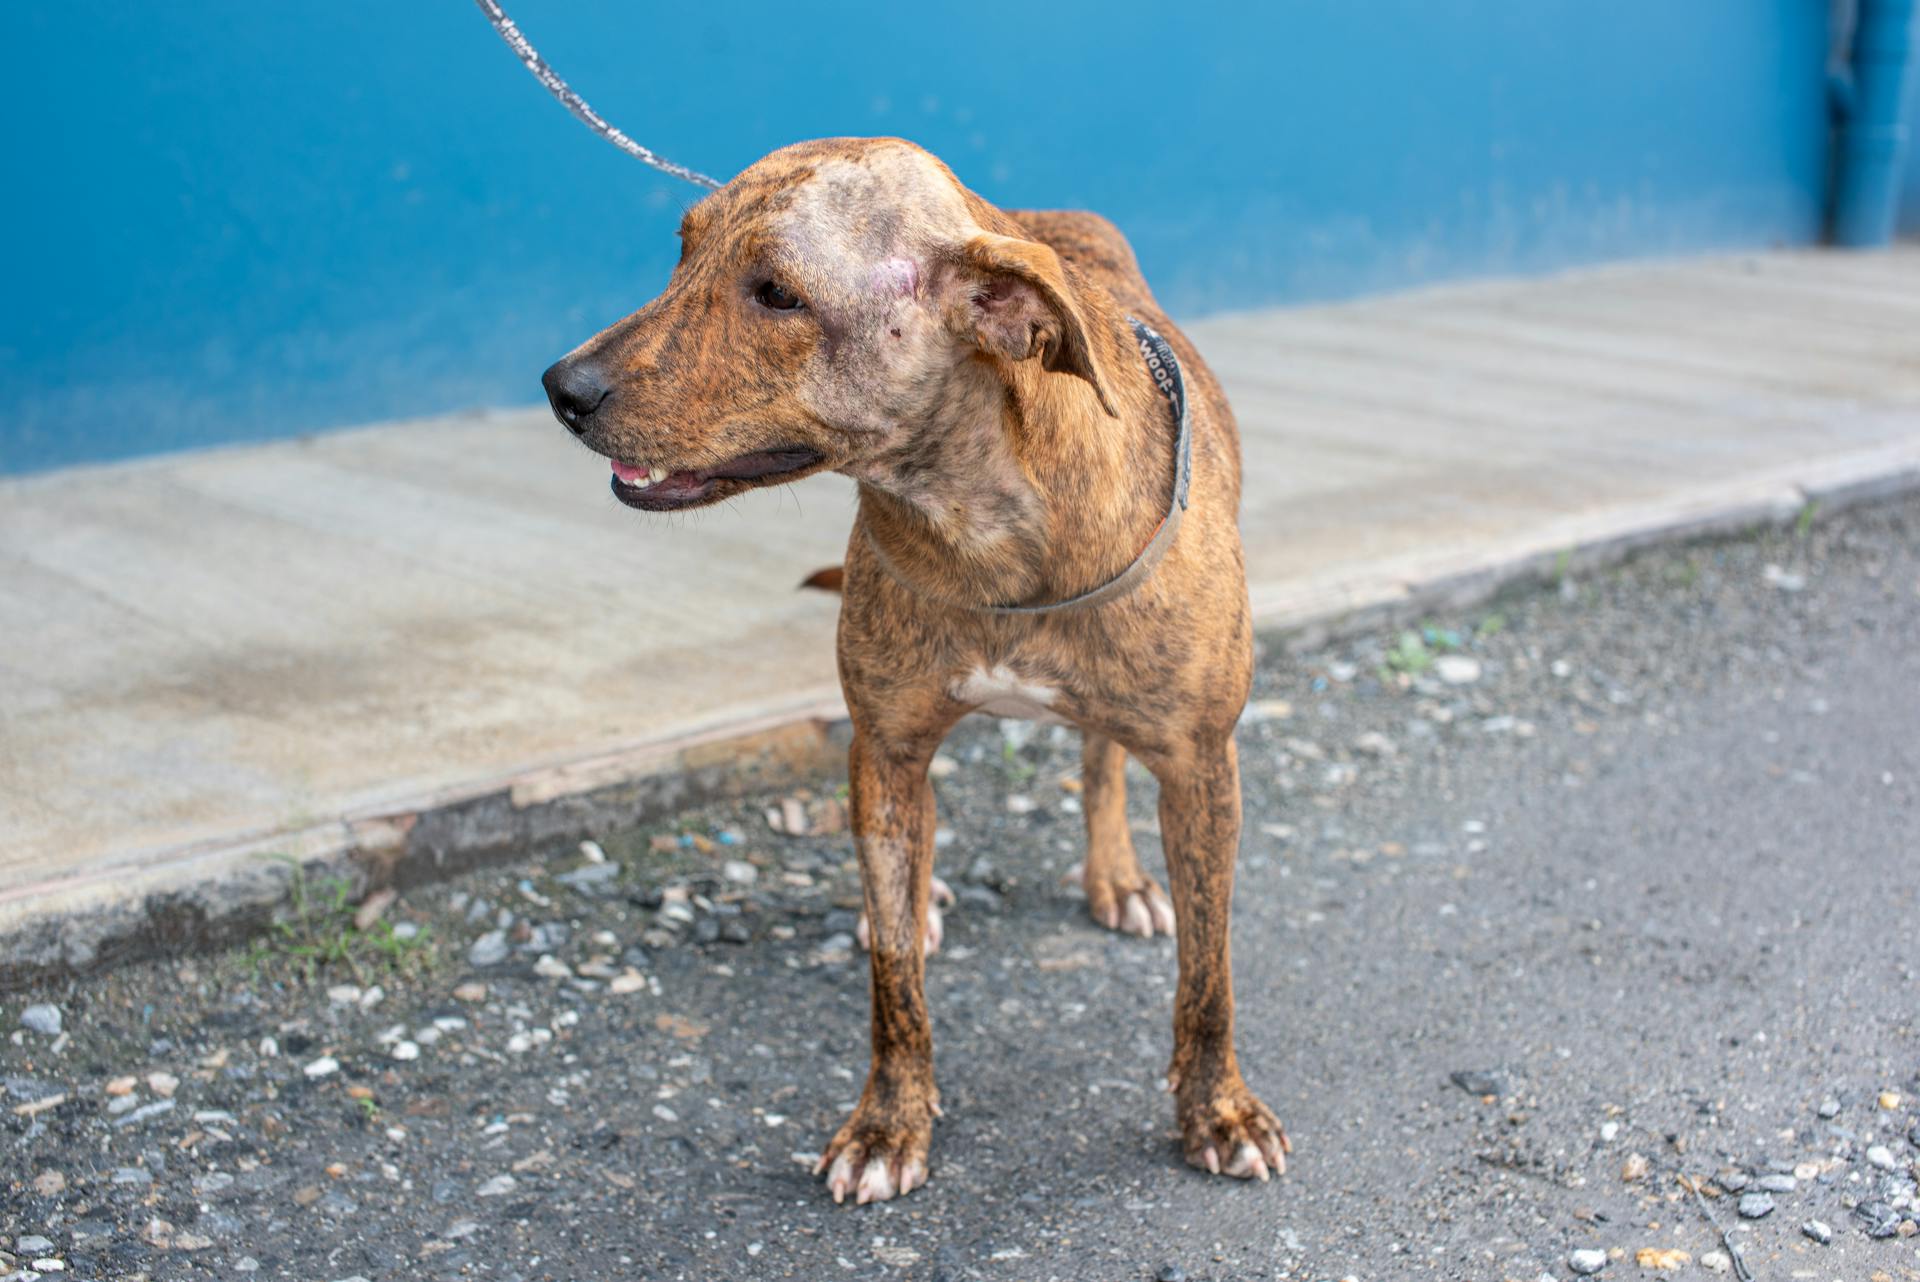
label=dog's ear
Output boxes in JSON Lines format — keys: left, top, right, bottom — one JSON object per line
{"left": 950, "top": 234, "right": 1120, "bottom": 417}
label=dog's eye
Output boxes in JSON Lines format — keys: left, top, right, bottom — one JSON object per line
{"left": 755, "top": 280, "right": 805, "bottom": 312}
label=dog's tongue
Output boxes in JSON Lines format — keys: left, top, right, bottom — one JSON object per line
{"left": 610, "top": 459, "right": 646, "bottom": 485}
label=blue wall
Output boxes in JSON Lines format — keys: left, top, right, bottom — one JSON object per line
{"left": 3, "top": 2, "right": 1836, "bottom": 474}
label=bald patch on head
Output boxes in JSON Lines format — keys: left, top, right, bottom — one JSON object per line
{"left": 770, "top": 148, "right": 975, "bottom": 281}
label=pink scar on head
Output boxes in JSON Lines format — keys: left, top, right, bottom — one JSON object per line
{"left": 870, "top": 257, "right": 919, "bottom": 298}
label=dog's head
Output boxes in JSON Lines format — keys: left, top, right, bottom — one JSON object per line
{"left": 541, "top": 137, "right": 1118, "bottom": 511}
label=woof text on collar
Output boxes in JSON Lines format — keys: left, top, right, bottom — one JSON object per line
{"left": 862, "top": 316, "right": 1194, "bottom": 617}
{"left": 472, "top": 0, "right": 724, "bottom": 190}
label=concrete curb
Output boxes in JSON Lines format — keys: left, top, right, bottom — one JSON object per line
{"left": 4, "top": 442, "right": 1917, "bottom": 991}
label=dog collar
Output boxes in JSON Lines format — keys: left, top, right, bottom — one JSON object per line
{"left": 862, "top": 316, "right": 1192, "bottom": 617}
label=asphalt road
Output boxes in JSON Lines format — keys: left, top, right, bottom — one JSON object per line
{"left": 5, "top": 496, "right": 1919, "bottom": 1282}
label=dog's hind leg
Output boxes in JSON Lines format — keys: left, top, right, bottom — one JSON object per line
{"left": 1069, "top": 730, "right": 1175, "bottom": 937}
{"left": 817, "top": 728, "right": 943, "bottom": 1205}
{"left": 1153, "top": 733, "right": 1290, "bottom": 1181}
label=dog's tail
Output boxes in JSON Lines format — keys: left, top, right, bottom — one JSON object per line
{"left": 800, "top": 565, "right": 844, "bottom": 593}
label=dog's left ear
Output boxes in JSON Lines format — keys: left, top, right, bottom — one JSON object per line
{"left": 950, "top": 233, "right": 1120, "bottom": 417}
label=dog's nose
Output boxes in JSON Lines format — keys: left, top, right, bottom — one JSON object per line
{"left": 542, "top": 358, "right": 611, "bottom": 433}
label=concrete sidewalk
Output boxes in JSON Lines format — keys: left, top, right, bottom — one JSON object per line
{"left": 5, "top": 247, "right": 1919, "bottom": 960}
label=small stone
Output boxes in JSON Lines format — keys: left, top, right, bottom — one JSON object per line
{"left": 1620, "top": 1152, "right": 1650, "bottom": 1182}
{"left": 1449, "top": 1069, "right": 1502, "bottom": 1096}
{"left": 609, "top": 969, "right": 647, "bottom": 995}
{"left": 1697, "top": 1250, "right": 1730, "bottom": 1274}
{"left": 1736, "top": 1192, "right": 1774, "bottom": 1219}
{"left": 1854, "top": 1200, "right": 1899, "bottom": 1237}
{"left": 532, "top": 955, "right": 573, "bottom": 979}
{"left": 721, "top": 860, "right": 758, "bottom": 885}
{"left": 1801, "top": 1219, "right": 1832, "bottom": 1244}
{"left": 1599, "top": 1120, "right": 1620, "bottom": 1142}
{"left": 390, "top": 1041, "right": 420, "bottom": 1062}
{"left": 1879, "top": 1091, "right": 1902, "bottom": 1111}
{"left": 1566, "top": 1247, "right": 1608, "bottom": 1275}
{"left": 1633, "top": 1248, "right": 1689, "bottom": 1271}
{"left": 32, "top": 1171, "right": 65, "bottom": 1196}
{"left": 112, "top": 1099, "right": 174, "bottom": 1128}
{"left": 15, "top": 1238, "right": 53, "bottom": 1256}
{"left": 453, "top": 982, "right": 487, "bottom": 1002}
{"left": 145, "top": 1072, "right": 178, "bottom": 1099}
{"left": 1817, "top": 1097, "right": 1841, "bottom": 1118}
{"left": 19, "top": 1005, "right": 62, "bottom": 1036}
{"left": 326, "top": 984, "right": 361, "bottom": 1006}
{"left": 107, "top": 1094, "right": 140, "bottom": 1115}
{"left": 303, "top": 1056, "right": 340, "bottom": 1079}
{"left": 476, "top": 1174, "right": 516, "bottom": 1197}
{"left": 1354, "top": 731, "right": 1397, "bottom": 757}
{"left": 555, "top": 861, "right": 619, "bottom": 894}
{"left": 1761, "top": 563, "right": 1805, "bottom": 592}
{"left": 1155, "top": 1266, "right": 1187, "bottom": 1282}
{"left": 1715, "top": 1168, "right": 1749, "bottom": 1192}
{"left": 112, "top": 1166, "right": 154, "bottom": 1185}
{"left": 1793, "top": 1161, "right": 1819, "bottom": 1180}
{"left": 1754, "top": 1173, "right": 1795, "bottom": 1193}
{"left": 1433, "top": 655, "right": 1482, "bottom": 685}
{"left": 30, "top": 1261, "right": 65, "bottom": 1274}
{"left": 105, "top": 1075, "right": 137, "bottom": 1096}
{"left": 1867, "top": 1144, "right": 1897, "bottom": 1170}
{"left": 467, "top": 930, "right": 510, "bottom": 967}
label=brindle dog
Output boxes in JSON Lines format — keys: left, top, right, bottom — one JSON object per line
{"left": 542, "top": 137, "right": 1288, "bottom": 1203}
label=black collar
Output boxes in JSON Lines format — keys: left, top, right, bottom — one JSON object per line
{"left": 862, "top": 316, "right": 1192, "bottom": 616}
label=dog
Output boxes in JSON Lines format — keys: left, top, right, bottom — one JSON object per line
{"left": 541, "top": 137, "right": 1286, "bottom": 1203}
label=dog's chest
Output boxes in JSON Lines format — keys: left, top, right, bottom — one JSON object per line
{"left": 950, "top": 664, "right": 1067, "bottom": 724}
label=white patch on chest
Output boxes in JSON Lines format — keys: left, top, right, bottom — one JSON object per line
{"left": 951, "top": 665, "right": 1065, "bottom": 723}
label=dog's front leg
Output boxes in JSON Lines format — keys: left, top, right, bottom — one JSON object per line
{"left": 816, "top": 728, "right": 941, "bottom": 1204}
{"left": 1154, "top": 734, "right": 1291, "bottom": 1180}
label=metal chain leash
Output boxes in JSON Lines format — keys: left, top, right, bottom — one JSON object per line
{"left": 470, "top": 0, "right": 723, "bottom": 191}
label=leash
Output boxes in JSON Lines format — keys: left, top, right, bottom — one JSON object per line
{"left": 470, "top": 0, "right": 723, "bottom": 191}
{"left": 862, "top": 317, "right": 1194, "bottom": 617}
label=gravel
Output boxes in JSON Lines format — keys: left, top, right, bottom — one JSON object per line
{"left": 3, "top": 494, "right": 1917, "bottom": 1280}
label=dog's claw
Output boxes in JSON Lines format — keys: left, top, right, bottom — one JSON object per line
{"left": 1071, "top": 862, "right": 1176, "bottom": 939}
{"left": 816, "top": 1092, "right": 936, "bottom": 1207}
{"left": 856, "top": 876, "right": 952, "bottom": 956}
{"left": 1178, "top": 1071, "right": 1289, "bottom": 1184}
{"left": 856, "top": 1157, "right": 895, "bottom": 1204}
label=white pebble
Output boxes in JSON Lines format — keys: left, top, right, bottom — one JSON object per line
{"left": 303, "top": 1056, "right": 339, "bottom": 1079}
{"left": 390, "top": 1041, "right": 420, "bottom": 1062}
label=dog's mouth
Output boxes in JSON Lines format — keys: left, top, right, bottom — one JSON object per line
{"left": 608, "top": 448, "right": 826, "bottom": 511}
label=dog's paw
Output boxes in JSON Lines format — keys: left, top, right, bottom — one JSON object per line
{"left": 1066, "top": 861, "right": 1176, "bottom": 938}
{"left": 855, "top": 876, "right": 955, "bottom": 956}
{"left": 1171, "top": 1069, "right": 1290, "bottom": 1182}
{"left": 813, "top": 1093, "right": 938, "bottom": 1205}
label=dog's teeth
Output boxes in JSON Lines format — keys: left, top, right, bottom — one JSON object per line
{"left": 648, "top": 466, "right": 668, "bottom": 485}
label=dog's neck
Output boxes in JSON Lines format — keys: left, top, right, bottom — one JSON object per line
{"left": 848, "top": 308, "right": 1173, "bottom": 612}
